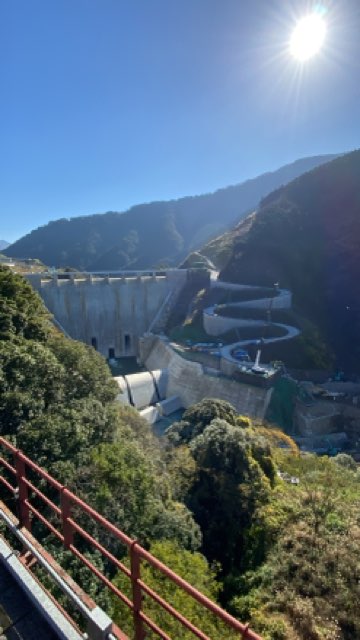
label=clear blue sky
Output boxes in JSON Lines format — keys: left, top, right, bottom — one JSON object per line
{"left": 1, "top": 0, "right": 359, "bottom": 242}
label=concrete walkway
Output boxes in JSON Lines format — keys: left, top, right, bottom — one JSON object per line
{"left": 0, "top": 562, "right": 58, "bottom": 640}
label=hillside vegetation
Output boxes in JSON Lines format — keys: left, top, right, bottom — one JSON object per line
{"left": 4, "top": 155, "right": 336, "bottom": 270}
{"left": 220, "top": 150, "right": 360, "bottom": 371}
{"left": 1, "top": 266, "right": 359, "bottom": 639}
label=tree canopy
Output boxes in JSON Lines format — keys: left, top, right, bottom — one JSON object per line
{"left": 1, "top": 266, "right": 359, "bottom": 640}
{"left": 166, "top": 397, "right": 238, "bottom": 445}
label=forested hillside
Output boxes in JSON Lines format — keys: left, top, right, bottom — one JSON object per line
{"left": 4, "top": 155, "right": 336, "bottom": 270}
{"left": 1, "top": 266, "right": 359, "bottom": 639}
{"left": 219, "top": 150, "right": 360, "bottom": 371}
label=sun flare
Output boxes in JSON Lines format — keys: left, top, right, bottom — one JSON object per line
{"left": 290, "top": 13, "right": 326, "bottom": 61}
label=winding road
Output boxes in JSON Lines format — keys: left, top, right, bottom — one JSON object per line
{"left": 204, "top": 276, "right": 300, "bottom": 364}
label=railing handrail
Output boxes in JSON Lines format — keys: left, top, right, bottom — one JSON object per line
{"left": 0, "top": 436, "right": 262, "bottom": 640}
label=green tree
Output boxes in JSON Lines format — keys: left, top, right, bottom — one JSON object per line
{"left": 166, "top": 398, "right": 238, "bottom": 445}
{"left": 232, "top": 455, "right": 360, "bottom": 640}
{"left": 333, "top": 452, "right": 357, "bottom": 472}
{"left": 0, "top": 266, "right": 49, "bottom": 342}
{"left": 78, "top": 440, "right": 201, "bottom": 551}
{"left": 112, "top": 540, "right": 237, "bottom": 639}
{"left": 187, "top": 419, "right": 275, "bottom": 573}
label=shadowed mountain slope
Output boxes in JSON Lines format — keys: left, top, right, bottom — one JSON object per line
{"left": 220, "top": 150, "right": 360, "bottom": 371}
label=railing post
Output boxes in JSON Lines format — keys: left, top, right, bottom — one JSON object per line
{"left": 130, "top": 541, "right": 145, "bottom": 640}
{"left": 61, "top": 487, "right": 73, "bottom": 549}
{"left": 15, "top": 451, "right": 31, "bottom": 531}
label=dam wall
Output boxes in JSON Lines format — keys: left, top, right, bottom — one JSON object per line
{"left": 139, "top": 336, "right": 273, "bottom": 420}
{"left": 27, "top": 270, "right": 187, "bottom": 357}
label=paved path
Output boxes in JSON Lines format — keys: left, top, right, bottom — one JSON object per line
{"left": 206, "top": 275, "right": 300, "bottom": 363}
{"left": 220, "top": 324, "right": 300, "bottom": 363}
{"left": 0, "top": 563, "right": 58, "bottom": 640}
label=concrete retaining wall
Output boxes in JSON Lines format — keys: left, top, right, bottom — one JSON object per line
{"left": 228, "top": 293, "right": 292, "bottom": 310}
{"left": 203, "top": 287, "right": 292, "bottom": 338}
{"left": 139, "top": 336, "right": 272, "bottom": 419}
{"left": 139, "top": 406, "right": 161, "bottom": 424}
{"left": 210, "top": 281, "right": 253, "bottom": 291}
{"left": 156, "top": 396, "right": 183, "bottom": 416}
{"left": 204, "top": 311, "right": 265, "bottom": 336}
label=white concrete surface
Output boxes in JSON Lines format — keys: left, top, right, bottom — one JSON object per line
{"left": 156, "top": 395, "right": 183, "bottom": 416}
{"left": 140, "top": 336, "right": 273, "bottom": 420}
{"left": 139, "top": 405, "right": 161, "bottom": 424}
{"left": 0, "top": 536, "right": 83, "bottom": 640}
{"left": 27, "top": 270, "right": 187, "bottom": 357}
{"left": 124, "top": 371, "right": 158, "bottom": 410}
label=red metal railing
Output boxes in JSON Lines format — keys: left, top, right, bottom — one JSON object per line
{"left": 0, "top": 436, "right": 262, "bottom": 640}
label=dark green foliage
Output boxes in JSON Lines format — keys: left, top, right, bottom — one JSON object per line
{"left": 0, "top": 268, "right": 120, "bottom": 479}
{"left": 33, "top": 545, "right": 113, "bottom": 626}
{"left": 333, "top": 452, "right": 358, "bottom": 471}
{"left": 0, "top": 266, "right": 50, "bottom": 341}
{"left": 2, "top": 266, "right": 360, "bottom": 639}
{"left": 4, "top": 156, "right": 336, "bottom": 270}
{"left": 231, "top": 454, "right": 360, "bottom": 639}
{"left": 221, "top": 150, "right": 360, "bottom": 371}
{"left": 77, "top": 439, "right": 201, "bottom": 550}
{"left": 186, "top": 420, "right": 275, "bottom": 573}
{"left": 112, "top": 540, "right": 238, "bottom": 639}
{"left": 0, "top": 340, "right": 64, "bottom": 436}
{"left": 266, "top": 377, "right": 299, "bottom": 432}
{"left": 0, "top": 268, "right": 200, "bottom": 546}
{"left": 48, "top": 333, "right": 119, "bottom": 404}
{"left": 166, "top": 398, "right": 238, "bottom": 445}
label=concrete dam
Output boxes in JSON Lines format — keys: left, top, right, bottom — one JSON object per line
{"left": 27, "top": 269, "right": 190, "bottom": 357}
{"left": 25, "top": 269, "right": 290, "bottom": 422}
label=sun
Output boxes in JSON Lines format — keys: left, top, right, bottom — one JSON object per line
{"left": 290, "top": 13, "right": 326, "bottom": 61}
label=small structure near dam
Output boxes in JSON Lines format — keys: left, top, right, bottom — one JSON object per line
{"left": 114, "top": 368, "right": 183, "bottom": 424}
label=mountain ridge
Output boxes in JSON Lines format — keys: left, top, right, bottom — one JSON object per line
{"left": 4, "top": 154, "right": 338, "bottom": 270}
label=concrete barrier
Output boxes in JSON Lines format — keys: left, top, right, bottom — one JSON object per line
{"left": 139, "top": 406, "right": 161, "bottom": 424}
{"left": 203, "top": 308, "right": 266, "bottom": 336}
{"left": 156, "top": 396, "right": 183, "bottom": 416}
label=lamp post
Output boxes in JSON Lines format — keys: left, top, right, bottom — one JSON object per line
{"left": 266, "top": 282, "right": 279, "bottom": 327}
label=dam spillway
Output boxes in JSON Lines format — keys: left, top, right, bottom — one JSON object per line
{"left": 26, "top": 269, "right": 192, "bottom": 357}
